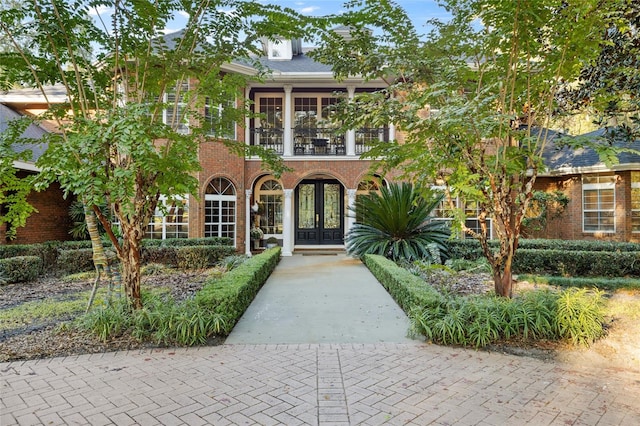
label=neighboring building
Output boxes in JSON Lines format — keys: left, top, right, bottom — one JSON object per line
{"left": 531, "top": 128, "right": 640, "bottom": 242}
{"left": 0, "top": 95, "right": 75, "bottom": 244}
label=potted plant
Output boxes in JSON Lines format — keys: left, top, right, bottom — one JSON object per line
{"left": 250, "top": 227, "right": 264, "bottom": 250}
{"left": 265, "top": 236, "right": 278, "bottom": 248}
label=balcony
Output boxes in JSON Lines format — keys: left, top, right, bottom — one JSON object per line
{"left": 250, "top": 126, "right": 389, "bottom": 157}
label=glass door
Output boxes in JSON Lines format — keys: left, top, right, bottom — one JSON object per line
{"left": 295, "top": 180, "right": 344, "bottom": 245}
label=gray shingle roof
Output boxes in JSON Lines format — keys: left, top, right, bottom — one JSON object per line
{"left": 0, "top": 104, "right": 48, "bottom": 163}
{"left": 541, "top": 127, "right": 640, "bottom": 173}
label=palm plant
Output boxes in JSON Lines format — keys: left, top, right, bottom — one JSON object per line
{"left": 346, "top": 182, "right": 450, "bottom": 261}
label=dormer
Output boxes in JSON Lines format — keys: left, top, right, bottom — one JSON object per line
{"left": 261, "top": 37, "right": 302, "bottom": 61}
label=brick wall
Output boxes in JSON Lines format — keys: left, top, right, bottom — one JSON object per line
{"left": 531, "top": 172, "right": 640, "bottom": 243}
{"left": 1, "top": 178, "right": 74, "bottom": 245}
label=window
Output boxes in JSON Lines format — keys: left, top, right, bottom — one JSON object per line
{"left": 205, "top": 97, "right": 236, "bottom": 139}
{"left": 205, "top": 177, "right": 236, "bottom": 244}
{"left": 146, "top": 196, "right": 189, "bottom": 239}
{"left": 583, "top": 174, "right": 615, "bottom": 232}
{"left": 355, "top": 177, "right": 386, "bottom": 223}
{"left": 433, "top": 193, "right": 492, "bottom": 239}
{"left": 255, "top": 178, "right": 283, "bottom": 235}
{"left": 164, "top": 80, "right": 189, "bottom": 134}
{"left": 632, "top": 172, "right": 640, "bottom": 233}
{"left": 256, "top": 96, "right": 283, "bottom": 147}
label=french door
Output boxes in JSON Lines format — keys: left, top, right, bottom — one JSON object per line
{"left": 295, "top": 180, "right": 344, "bottom": 245}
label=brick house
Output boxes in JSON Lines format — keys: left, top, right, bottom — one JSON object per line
{"left": 0, "top": 98, "right": 74, "bottom": 244}
{"left": 1, "top": 33, "right": 398, "bottom": 253}
{"left": 5, "top": 31, "right": 638, "bottom": 249}
{"left": 530, "top": 128, "right": 640, "bottom": 243}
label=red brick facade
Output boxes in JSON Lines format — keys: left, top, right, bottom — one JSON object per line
{"left": 529, "top": 171, "right": 640, "bottom": 243}
{"left": 0, "top": 173, "right": 74, "bottom": 245}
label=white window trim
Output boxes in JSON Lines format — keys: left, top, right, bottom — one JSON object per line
{"left": 147, "top": 195, "right": 189, "bottom": 240}
{"left": 255, "top": 176, "right": 284, "bottom": 237}
{"left": 205, "top": 97, "right": 237, "bottom": 139}
{"left": 204, "top": 180, "right": 237, "bottom": 246}
{"left": 163, "top": 80, "right": 190, "bottom": 134}
{"left": 582, "top": 176, "right": 616, "bottom": 233}
{"left": 632, "top": 177, "right": 640, "bottom": 233}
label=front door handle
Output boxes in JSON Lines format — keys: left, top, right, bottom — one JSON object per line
{"left": 316, "top": 213, "right": 319, "bottom": 227}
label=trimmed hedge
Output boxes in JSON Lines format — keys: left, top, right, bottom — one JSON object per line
{"left": 447, "top": 240, "right": 640, "bottom": 277}
{"left": 520, "top": 275, "right": 640, "bottom": 291}
{"left": 142, "top": 237, "right": 233, "bottom": 247}
{"left": 513, "top": 249, "right": 640, "bottom": 277}
{"left": 176, "top": 245, "right": 237, "bottom": 269}
{"left": 362, "top": 254, "right": 443, "bottom": 312}
{"left": 0, "top": 255, "right": 43, "bottom": 284}
{"left": 449, "top": 238, "right": 640, "bottom": 257}
{"left": 195, "top": 247, "right": 281, "bottom": 334}
{"left": 56, "top": 249, "right": 95, "bottom": 274}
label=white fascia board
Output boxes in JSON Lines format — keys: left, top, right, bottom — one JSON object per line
{"left": 222, "top": 62, "right": 259, "bottom": 76}
{"left": 540, "top": 165, "right": 612, "bottom": 177}
{"left": 13, "top": 160, "right": 40, "bottom": 172}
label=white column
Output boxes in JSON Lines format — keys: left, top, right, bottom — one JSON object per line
{"left": 389, "top": 122, "right": 395, "bottom": 142}
{"left": 283, "top": 85, "right": 293, "bottom": 156}
{"left": 346, "top": 85, "right": 356, "bottom": 156}
{"left": 244, "top": 85, "right": 251, "bottom": 147}
{"left": 346, "top": 189, "right": 357, "bottom": 236}
{"left": 245, "top": 189, "right": 252, "bottom": 256}
{"left": 282, "top": 188, "right": 294, "bottom": 256}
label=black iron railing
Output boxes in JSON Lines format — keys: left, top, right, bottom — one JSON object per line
{"left": 249, "top": 126, "right": 389, "bottom": 156}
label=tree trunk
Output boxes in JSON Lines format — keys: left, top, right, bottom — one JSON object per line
{"left": 120, "top": 227, "right": 143, "bottom": 309}
{"left": 493, "top": 260, "right": 514, "bottom": 298}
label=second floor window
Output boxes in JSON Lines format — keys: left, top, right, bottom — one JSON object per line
{"left": 164, "top": 80, "right": 189, "bottom": 134}
{"left": 205, "top": 97, "right": 236, "bottom": 139}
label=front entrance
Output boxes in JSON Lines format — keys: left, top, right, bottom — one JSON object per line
{"left": 295, "top": 179, "right": 344, "bottom": 245}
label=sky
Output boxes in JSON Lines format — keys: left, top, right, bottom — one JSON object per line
{"left": 89, "top": 1, "right": 450, "bottom": 38}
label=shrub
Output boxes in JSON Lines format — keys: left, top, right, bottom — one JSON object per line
{"left": 195, "top": 247, "right": 280, "bottom": 334}
{"left": 555, "top": 288, "right": 605, "bottom": 346}
{"left": 0, "top": 255, "right": 43, "bottom": 284}
{"left": 56, "top": 249, "right": 95, "bottom": 275}
{"left": 512, "top": 249, "right": 640, "bottom": 277}
{"left": 141, "top": 246, "right": 177, "bottom": 266}
{"left": 176, "top": 245, "right": 237, "bottom": 269}
{"left": 363, "top": 253, "right": 607, "bottom": 348}
{"left": 142, "top": 237, "right": 233, "bottom": 247}
{"left": 521, "top": 275, "right": 640, "bottom": 291}
{"left": 362, "top": 254, "right": 444, "bottom": 312}
{"left": 346, "top": 183, "right": 450, "bottom": 262}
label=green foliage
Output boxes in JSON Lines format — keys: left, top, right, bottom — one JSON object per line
{"left": 56, "top": 249, "right": 95, "bottom": 275}
{"left": 362, "top": 254, "right": 444, "bottom": 312}
{"left": 175, "top": 245, "right": 237, "bottom": 270}
{"left": 195, "top": 247, "right": 281, "bottom": 334}
{"left": 68, "top": 200, "right": 112, "bottom": 240}
{"left": 512, "top": 249, "right": 640, "bottom": 277}
{"left": 555, "top": 288, "right": 605, "bottom": 346}
{"left": 0, "top": 0, "right": 309, "bottom": 308}
{"left": 0, "top": 255, "right": 42, "bottom": 283}
{"left": 346, "top": 183, "right": 450, "bottom": 261}
{"left": 364, "top": 253, "right": 606, "bottom": 348}
{"left": 312, "top": 0, "right": 608, "bottom": 297}
{"left": 0, "top": 117, "right": 38, "bottom": 239}
{"left": 0, "top": 295, "right": 88, "bottom": 331}
{"left": 522, "top": 275, "right": 640, "bottom": 291}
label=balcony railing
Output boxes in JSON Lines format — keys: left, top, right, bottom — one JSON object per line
{"left": 250, "top": 126, "right": 389, "bottom": 156}
{"left": 293, "top": 127, "right": 346, "bottom": 156}
{"left": 251, "top": 127, "right": 284, "bottom": 154}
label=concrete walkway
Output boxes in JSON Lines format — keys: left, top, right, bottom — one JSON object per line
{"left": 2, "top": 255, "right": 640, "bottom": 425}
{"left": 226, "top": 254, "right": 415, "bottom": 344}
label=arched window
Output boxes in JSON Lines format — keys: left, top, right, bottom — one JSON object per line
{"left": 255, "top": 177, "right": 283, "bottom": 235}
{"left": 205, "top": 177, "right": 236, "bottom": 244}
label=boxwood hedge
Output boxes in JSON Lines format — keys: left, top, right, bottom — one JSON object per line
{"left": 195, "top": 247, "right": 281, "bottom": 334}
{"left": 0, "top": 255, "right": 43, "bottom": 284}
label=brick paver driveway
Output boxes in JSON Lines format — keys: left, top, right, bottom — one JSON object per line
{"left": 2, "top": 342, "right": 639, "bottom": 425}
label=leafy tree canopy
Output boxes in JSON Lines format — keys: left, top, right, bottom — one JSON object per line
{"left": 312, "top": 0, "right": 609, "bottom": 296}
